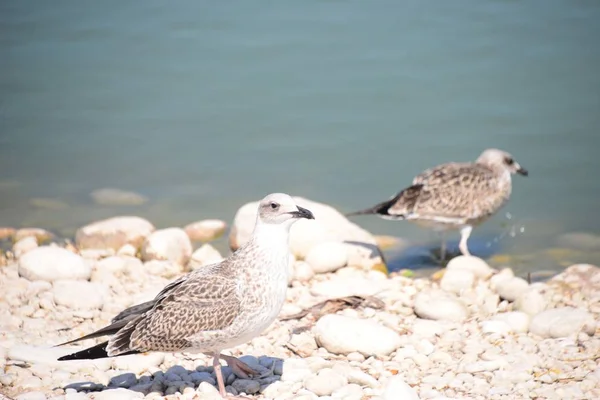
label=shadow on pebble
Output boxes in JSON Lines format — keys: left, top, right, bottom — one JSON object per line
{"left": 62, "top": 356, "right": 284, "bottom": 397}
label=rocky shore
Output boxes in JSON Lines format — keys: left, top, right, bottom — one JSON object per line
{"left": 1, "top": 196, "right": 599, "bottom": 400}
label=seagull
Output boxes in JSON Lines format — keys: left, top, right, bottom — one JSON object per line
{"left": 346, "top": 148, "right": 528, "bottom": 261}
{"left": 56, "top": 193, "right": 314, "bottom": 399}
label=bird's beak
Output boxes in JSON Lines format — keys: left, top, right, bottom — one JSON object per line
{"left": 289, "top": 206, "right": 315, "bottom": 220}
{"left": 517, "top": 166, "right": 529, "bottom": 176}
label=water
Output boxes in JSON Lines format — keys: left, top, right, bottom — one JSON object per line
{"left": 2, "top": 1, "right": 599, "bottom": 273}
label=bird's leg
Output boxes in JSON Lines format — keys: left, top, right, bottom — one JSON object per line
{"left": 212, "top": 353, "right": 251, "bottom": 400}
{"left": 439, "top": 232, "right": 447, "bottom": 261}
{"left": 219, "top": 354, "right": 257, "bottom": 379}
{"left": 459, "top": 226, "right": 473, "bottom": 256}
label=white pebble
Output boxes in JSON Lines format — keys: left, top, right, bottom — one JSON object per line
{"left": 18, "top": 247, "right": 91, "bottom": 282}
{"left": 440, "top": 268, "right": 475, "bottom": 294}
{"left": 304, "top": 368, "right": 347, "bottom": 396}
{"left": 495, "top": 276, "right": 529, "bottom": 301}
{"left": 414, "top": 290, "right": 468, "bottom": 322}
{"left": 530, "top": 307, "right": 596, "bottom": 338}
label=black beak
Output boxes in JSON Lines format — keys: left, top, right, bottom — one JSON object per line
{"left": 290, "top": 206, "right": 315, "bottom": 220}
{"left": 517, "top": 167, "right": 528, "bottom": 177}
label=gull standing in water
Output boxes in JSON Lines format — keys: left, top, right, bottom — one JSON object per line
{"left": 347, "top": 148, "right": 528, "bottom": 260}
{"left": 56, "top": 193, "right": 314, "bottom": 399}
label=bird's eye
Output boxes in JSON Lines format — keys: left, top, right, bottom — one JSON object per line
{"left": 505, "top": 157, "right": 514, "bottom": 165}
{"left": 270, "top": 202, "right": 279, "bottom": 210}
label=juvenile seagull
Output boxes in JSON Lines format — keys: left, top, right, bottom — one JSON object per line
{"left": 56, "top": 193, "right": 314, "bottom": 399}
{"left": 347, "top": 149, "right": 528, "bottom": 260}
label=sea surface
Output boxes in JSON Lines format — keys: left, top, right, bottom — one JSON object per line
{"left": 2, "top": 1, "right": 599, "bottom": 274}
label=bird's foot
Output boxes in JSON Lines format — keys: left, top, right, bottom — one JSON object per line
{"left": 219, "top": 354, "right": 257, "bottom": 379}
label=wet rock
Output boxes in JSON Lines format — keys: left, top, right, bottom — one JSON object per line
{"left": 76, "top": 216, "right": 155, "bottom": 251}
{"left": 231, "top": 379, "right": 260, "bottom": 394}
{"left": 184, "top": 219, "right": 227, "bottom": 242}
{"left": 18, "top": 247, "right": 91, "bottom": 282}
{"left": 14, "top": 228, "right": 54, "bottom": 243}
{"left": 446, "top": 255, "right": 494, "bottom": 279}
{"left": 141, "top": 228, "right": 193, "bottom": 266}
{"left": 13, "top": 236, "right": 39, "bottom": 257}
{"left": 314, "top": 314, "right": 401, "bottom": 356}
{"left": 90, "top": 188, "right": 148, "bottom": 206}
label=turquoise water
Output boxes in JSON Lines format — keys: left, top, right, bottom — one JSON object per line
{"left": 2, "top": 1, "right": 600, "bottom": 272}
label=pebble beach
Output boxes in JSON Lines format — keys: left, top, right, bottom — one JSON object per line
{"left": 1, "top": 196, "right": 599, "bottom": 400}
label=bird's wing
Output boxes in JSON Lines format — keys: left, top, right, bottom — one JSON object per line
{"left": 55, "top": 274, "right": 192, "bottom": 347}
{"left": 106, "top": 270, "right": 241, "bottom": 356}
{"left": 403, "top": 162, "right": 500, "bottom": 220}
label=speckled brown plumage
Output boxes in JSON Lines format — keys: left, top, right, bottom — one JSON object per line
{"left": 347, "top": 149, "right": 528, "bottom": 259}
{"left": 56, "top": 193, "right": 315, "bottom": 399}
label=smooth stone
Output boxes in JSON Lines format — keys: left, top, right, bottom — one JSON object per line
{"left": 91, "top": 388, "right": 144, "bottom": 400}
{"left": 310, "top": 277, "right": 390, "bottom": 298}
{"left": 490, "top": 268, "right": 515, "bottom": 290}
{"left": 293, "top": 261, "right": 315, "bottom": 282}
{"left": 52, "top": 280, "right": 107, "bottom": 310}
{"left": 314, "top": 314, "right": 401, "bottom": 356}
{"left": 15, "top": 392, "right": 47, "bottom": 400}
{"left": 184, "top": 219, "right": 227, "bottom": 242}
{"left": 189, "top": 243, "right": 224, "bottom": 270}
{"left": 95, "top": 256, "right": 142, "bottom": 275}
{"left": 492, "top": 311, "right": 530, "bottom": 333}
{"left": 76, "top": 216, "right": 155, "bottom": 251}
{"left": 18, "top": 247, "right": 91, "bottom": 282}
{"left": 495, "top": 276, "right": 530, "bottom": 301}
{"left": 231, "top": 379, "right": 260, "bottom": 395}
{"left": 411, "top": 319, "right": 446, "bottom": 338}
{"left": 141, "top": 228, "right": 193, "bottom": 265}
{"left": 144, "top": 260, "right": 183, "bottom": 278}
{"left": 414, "top": 290, "right": 468, "bottom": 322}
{"left": 446, "top": 255, "right": 494, "bottom": 279}
{"left": 382, "top": 376, "right": 420, "bottom": 400}
{"left": 14, "top": 228, "right": 54, "bottom": 243}
{"left": 109, "top": 373, "right": 138, "bottom": 388}
{"left": 90, "top": 188, "right": 148, "bottom": 206}
{"left": 13, "top": 236, "right": 39, "bottom": 257}
{"left": 440, "top": 268, "right": 475, "bottom": 294}
{"left": 481, "top": 320, "right": 512, "bottom": 335}
{"left": 514, "top": 289, "right": 547, "bottom": 316}
{"left": 529, "top": 307, "right": 596, "bottom": 338}
{"left": 304, "top": 368, "right": 348, "bottom": 396}
{"left": 305, "top": 242, "right": 348, "bottom": 274}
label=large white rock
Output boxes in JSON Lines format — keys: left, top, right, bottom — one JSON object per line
{"left": 446, "top": 255, "right": 494, "bottom": 279}
{"left": 495, "top": 276, "right": 530, "bottom": 302}
{"left": 514, "top": 288, "right": 547, "bottom": 316}
{"left": 18, "top": 247, "right": 91, "bottom": 282}
{"left": 13, "top": 236, "right": 39, "bottom": 258}
{"left": 76, "top": 216, "right": 155, "bottom": 251}
{"left": 305, "top": 242, "right": 349, "bottom": 274}
{"left": 141, "top": 228, "right": 192, "bottom": 265}
{"left": 314, "top": 314, "right": 402, "bottom": 356}
{"left": 440, "top": 268, "right": 475, "bottom": 294}
{"left": 229, "top": 196, "right": 385, "bottom": 270}
{"left": 492, "top": 311, "right": 530, "bottom": 333}
{"left": 382, "top": 375, "right": 420, "bottom": 400}
{"left": 189, "top": 244, "right": 224, "bottom": 270}
{"left": 52, "top": 280, "right": 107, "bottom": 310}
{"left": 184, "top": 219, "right": 227, "bottom": 242}
{"left": 414, "top": 290, "right": 468, "bottom": 322}
{"left": 529, "top": 307, "right": 596, "bottom": 338}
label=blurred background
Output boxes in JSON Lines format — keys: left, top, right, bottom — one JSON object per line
{"left": 1, "top": 1, "right": 599, "bottom": 274}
